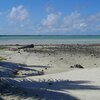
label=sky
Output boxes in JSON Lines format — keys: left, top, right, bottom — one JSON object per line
{"left": 0, "top": 0, "right": 100, "bottom": 35}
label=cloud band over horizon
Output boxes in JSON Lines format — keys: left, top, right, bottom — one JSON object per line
{"left": 0, "top": 0, "right": 100, "bottom": 35}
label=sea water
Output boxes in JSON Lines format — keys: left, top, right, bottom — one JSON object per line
{"left": 0, "top": 35, "right": 100, "bottom": 44}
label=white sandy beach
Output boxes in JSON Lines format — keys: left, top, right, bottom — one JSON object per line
{"left": 0, "top": 44, "right": 100, "bottom": 100}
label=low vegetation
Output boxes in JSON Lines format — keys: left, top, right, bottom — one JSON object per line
{"left": 0, "top": 56, "right": 7, "bottom": 61}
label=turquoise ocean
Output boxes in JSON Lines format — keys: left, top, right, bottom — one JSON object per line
{"left": 0, "top": 35, "right": 100, "bottom": 44}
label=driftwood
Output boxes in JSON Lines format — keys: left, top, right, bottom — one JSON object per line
{"left": 18, "top": 44, "right": 34, "bottom": 50}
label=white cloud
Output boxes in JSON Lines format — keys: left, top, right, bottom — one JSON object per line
{"left": 63, "top": 11, "right": 80, "bottom": 24}
{"left": 42, "top": 13, "right": 61, "bottom": 27}
{"left": 35, "top": 11, "right": 100, "bottom": 34}
{"left": 6, "top": 6, "right": 100, "bottom": 34}
{"left": 8, "top": 5, "right": 29, "bottom": 23}
{"left": 62, "top": 11, "right": 87, "bottom": 31}
{"left": 88, "top": 13, "right": 100, "bottom": 22}
{"left": 36, "top": 11, "right": 88, "bottom": 33}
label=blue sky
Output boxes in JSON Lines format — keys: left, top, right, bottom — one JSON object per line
{"left": 0, "top": 0, "right": 100, "bottom": 35}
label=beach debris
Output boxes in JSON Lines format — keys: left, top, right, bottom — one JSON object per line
{"left": 45, "top": 67, "right": 48, "bottom": 70}
{"left": 70, "top": 64, "right": 84, "bottom": 69}
{"left": 60, "top": 58, "right": 63, "bottom": 60}
{"left": 18, "top": 44, "right": 34, "bottom": 49}
{"left": 18, "top": 50, "right": 21, "bottom": 54}
{"left": 91, "top": 54, "right": 94, "bottom": 57}
{"left": 18, "top": 44, "right": 34, "bottom": 52}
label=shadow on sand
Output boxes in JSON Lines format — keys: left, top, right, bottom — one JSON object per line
{"left": 0, "top": 61, "right": 52, "bottom": 77}
{"left": 1, "top": 61, "right": 100, "bottom": 100}
{"left": 1, "top": 78, "right": 100, "bottom": 100}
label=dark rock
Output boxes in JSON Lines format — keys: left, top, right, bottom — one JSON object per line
{"left": 60, "top": 58, "right": 63, "bottom": 60}
{"left": 75, "top": 64, "right": 84, "bottom": 68}
{"left": 70, "top": 64, "right": 84, "bottom": 69}
{"left": 18, "top": 51, "right": 20, "bottom": 53}
{"left": 70, "top": 66, "right": 74, "bottom": 68}
{"left": 45, "top": 67, "right": 47, "bottom": 70}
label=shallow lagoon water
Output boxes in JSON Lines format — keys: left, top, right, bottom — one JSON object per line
{"left": 0, "top": 35, "right": 100, "bottom": 44}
